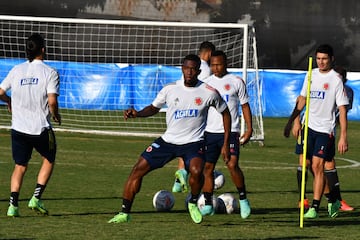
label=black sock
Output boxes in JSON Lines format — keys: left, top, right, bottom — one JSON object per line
{"left": 312, "top": 199, "right": 320, "bottom": 212}
{"left": 325, "top": 169, "right": 341, "bottom": 203}
{"left": 189, "top": 193, "right": 200, "bottom": 204}
{"left": 237, "top": 186, "right": 247, "bottom": 200}
{"left": 33, "top": 183, "right": 46, "bottom": 199}
{"left": 10, "top": 192, "right": 19, "bottom": 207}
{"left": 122, "top": 199, "right": 133, "bottom": 213}
{"left": 297, "top": 166, "right": 308, "bottom": 200}
{"left": 203, "top": 192, "right": 213, "bottom": 205}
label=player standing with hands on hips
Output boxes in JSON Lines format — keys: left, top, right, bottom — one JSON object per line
{"left": 0, "top": 33, "right": 61, "bottom": 217}
{"left": 284, "top": 44, "right": 349, "bottom": 219}
{"left": 108, "top": 54, "right": 231, "bottom": 224}
{"left": 200, "top": 50, "right": 252, "bottom": 218}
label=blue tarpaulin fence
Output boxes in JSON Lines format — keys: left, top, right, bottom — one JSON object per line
{"left": 0, "top": 59, "right": 359, "bottom": 120}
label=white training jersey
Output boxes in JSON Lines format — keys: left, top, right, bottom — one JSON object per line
{"left": 300, "top": 68, "right": 349, "bottom": 134}
{"left": 0, "top": 60, "right": 60, "bottom": 135}
{"left": 204, "top": 73, "right": 249, "bottom": 133}
{"left": 152, "top": 79, "right": 227, "bottom": 144}
{"left": 198, "top": 59, "right": 211, "bottom": 81}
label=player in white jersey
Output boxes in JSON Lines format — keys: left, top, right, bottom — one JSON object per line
{"left": 199, "top": 50, "right": 253, "bottom": 218}
{"left": 0, "top": 33, "right": 61, "bottom": 217}
{"left": 284, "top": 44, "right": 349, "bottom": 219}
{"left": 108, "top": 54, "right": 231, "bottom": 224}
{"left": 172, "top": 41, "right": 216, "bottom": 193}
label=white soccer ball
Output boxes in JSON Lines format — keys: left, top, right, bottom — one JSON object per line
{"left": 217, "top": 193, "right": 238, "bottom": 214}
{"left": 197, "top": 193, "right": 217, "bottom": 212}
{"left": 214, "top": 170, "right": 225, "bottom": 190}
{"left": 152, "top": 190, "right": 175, "bottom": 212}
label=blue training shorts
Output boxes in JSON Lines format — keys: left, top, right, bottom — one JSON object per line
{"left": 204, "top": 132, "right": 240, "bottom": 164}
{"left": 11, "top": 128, "right": 57, "bottom": 166}
{"left": 141, "top": 137, "right": 204, "bottom": 171}
{"left": 296, "top": 127, "right": 335, "bottom": 162}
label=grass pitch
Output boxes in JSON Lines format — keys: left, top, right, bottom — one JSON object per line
{"left": 0, "top": 118, "right": 359, "bottom": 239}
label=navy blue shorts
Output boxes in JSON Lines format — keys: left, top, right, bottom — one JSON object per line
{"left": 11, "top": 128, "right": 57, "bottom": 166}
{"left": 295, "top": 127, "right": 335, "bottom": 161}
{"left": 141, "top": 137, "right": 205, "bottom": 171}
{"left": 204, "top": 132, "right": 240, "bottom": 164}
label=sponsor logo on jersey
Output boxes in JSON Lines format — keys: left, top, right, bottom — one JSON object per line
{"left": 310, "top": 91, "right": 325, "bottom": 99}
{"left": 20, "top": 77, "right": 38, "bottom": 86}
{"left": 194, "top": 97, "right": 203, "bottom": 106}
{"left": 221, "top": 94, "right": 230, "bottom": 102}
{"left": 174, "top": 109, "right": 198, "bottom": 119}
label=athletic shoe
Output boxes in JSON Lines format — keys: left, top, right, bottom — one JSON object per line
{"left": 200, "top": 205, "right": 214, "bottom": 216}
{"left": 340, "top": 200, "right": 354, "bottom": 211}
{"left": 239, "top": 199, "right": 251, "bottom": 219}
{"left": 328, "top": 200, "right": 341, "bottom": 218}
{"left": 188, "top": 202, "right": 202, "bottom": 224}
{"left": 175, "top": 169, "right": 188, "bottom": 193}
{"left": 298, "top": 198, "right": 310, "bottom": 211}
{"left": 7, "top": 204, "right": 19, "bottom": 217}
{"left": 108, "top": 212, "right": 131, "bottom": 223}
{"left": 303, "top": 207, "right": 318, "bottom": 219}
{"left": 28, "top": 196, "right": 48, "bottom": 215}
{"left": 172, "top": 181, "right": 182, "bottom": 193}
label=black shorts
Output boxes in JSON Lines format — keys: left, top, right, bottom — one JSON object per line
{"left": 11, "top": 128, "right": 57, "bottom": 165}
{"left": 204, "top": 132, "right": 240, "bottom": 164}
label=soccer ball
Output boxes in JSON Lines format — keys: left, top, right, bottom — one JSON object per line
{"left": 217, "top": 193, "right": 239, "bottom": 214}
{"left": 152, "top": 190, "right": 175, "bottom": 212}
{"left": 197, "top": 193, "right": 217, "bottom": 212}
{"left": 214, "top": 170, "right": 225, "bottom": 190}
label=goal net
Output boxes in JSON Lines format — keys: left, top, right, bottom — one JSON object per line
{"left": 0, "top": 15, "right": 264, "bottom": 143}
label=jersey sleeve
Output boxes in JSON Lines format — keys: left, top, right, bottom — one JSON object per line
{"left": 0, "top": 67, "right": 16, "bottom": 91}
{"left": 236, "top": 76, "right": 249, "bottom": 105}
{"left": 152, "top": 84, "right": 171, "bottom": 109}
{"left": 47, "top": 69, "right": 60, "bottom": 95}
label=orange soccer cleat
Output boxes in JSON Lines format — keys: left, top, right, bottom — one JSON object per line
{"left": 340, "top": 200, "right": 354, "bottom": 211}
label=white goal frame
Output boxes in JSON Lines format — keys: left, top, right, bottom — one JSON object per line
{"left": 0, "top": 15, "right": 264, "bottom": 143}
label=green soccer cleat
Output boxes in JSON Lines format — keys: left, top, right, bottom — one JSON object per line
{"left": 328, "top": 200, "right": 341, "bottom": 218}
{"left": 188, "top": 202, "right": 202, "bottom": 224}
{"left": 28, "top": 196, "right": 48, "bottom": 215}
{"left": 175, "top": 169, "right": 189, "bottom": 193}
{"left": 7, "top": 204, "right": 19, "bottom": 217}
{"left": 239, "top": 199, "right": 251, "bottom": 219}
{"left": 108, "top": 212, "right": 131, "bottom": 223}
{"left": 172, "top": 181, "right": 182, "bottom": 193}
{"left": 304, "top": 207, "right": 318, "bottom": 219}
{"left": 200, "top": 205, "right": 215, "bottom": 216}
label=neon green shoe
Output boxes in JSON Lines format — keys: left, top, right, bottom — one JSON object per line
{"left": 28, "top": 196, "right": 48, "bottom": 215}
{"left": 200, "top": 205, "right": 214, "bottom": 216}
{"left": 304, "top": 207, "right": 318, "bottom": 219}
{"left": 240, "top": 199, "right": 251, "bottom": 219}
{"left": 175, "top": 169, "right": 188, "bottom": 193}
{"left": 172, "top": 181, "right": 182, "bottom": 193}
{"left": 188, "top": 202, "right": 202, "bottom": 224}
{"left": 7, "top": 204, "right": 19, "bottom": 217}
{"left": 108, "top": 212, "right": 131, "bottom": 223}
{"left": 328, "top": 200, "right": 341, "bottom": 218}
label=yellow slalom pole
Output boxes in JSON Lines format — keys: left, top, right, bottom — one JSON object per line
{"left": 300, "top": 57, "right": 313, "bottom": 228}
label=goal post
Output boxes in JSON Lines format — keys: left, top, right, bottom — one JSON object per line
{"left": 0, "top": 15, "right": 264, "bottom": 143}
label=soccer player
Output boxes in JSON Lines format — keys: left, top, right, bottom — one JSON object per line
{"left": 200, "top": 50, "right": 253, "bottom": 218}
{"left": 108, "top": 54, "right": 231, "bottom": 224}
{"left": 172, "top": 41, "right": 216, "bottom": 193}
{"left": 284, "top": 44, "right": 349, "bottom": 219}
{"left": 0, "top": 33, "right": 61, "bottom": 217}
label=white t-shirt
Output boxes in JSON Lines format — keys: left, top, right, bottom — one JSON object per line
{"left": 0, "top": 60, "right": 60, "bottom": 135}
{"left": 152, "top": 79, "right": 227, "bottom": 144}
{"left": 204, "top": 73, "right": 249, "bottom": 133}
{"left": 300, "top": 68, "right": 349, "bottom": 134}
{"left": 198, "top": 59, "right": 211, "bottom": 81}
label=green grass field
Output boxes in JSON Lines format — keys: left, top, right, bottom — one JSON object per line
{"left": 0, "top": 118, "right": 359, "bottom": 239}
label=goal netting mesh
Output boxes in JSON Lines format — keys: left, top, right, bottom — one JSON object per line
{"left": 0, "top": 15, "right": 264, "bottom": 143}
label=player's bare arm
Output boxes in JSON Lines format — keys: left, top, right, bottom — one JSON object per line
{"left": 337, "top": 105, "right": 348, "bottom": 154}
{"left": 240, "top": 103, "right": 253, "bottom": 145}
{"left": 48, "top": 93, "right": 61, "bottom": 125}
{"left": 124, "top": 104, "right": 160, "bottom": 120}
{"left": 0, "top": 88, "right": 11, "bottom": 112}
{"left": 284, "top": 95, "right": 305, "bottom": 138}
{"left": 221, "top": 107, "right": 231, "bottom": 164}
